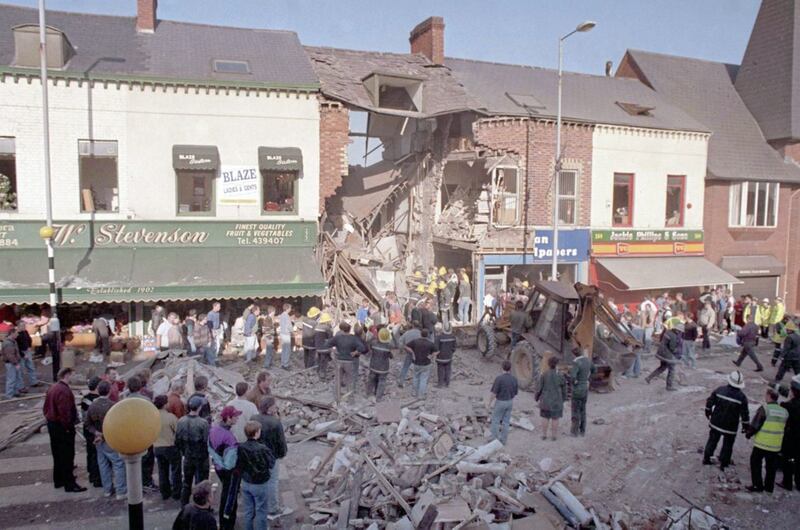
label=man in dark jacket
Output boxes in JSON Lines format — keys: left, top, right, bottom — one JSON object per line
{"left": 188, "top": 375, "right": 212, "bottom": 423}
{"left": 86, "top": 380, "right": 126, "bottom": 498}
{"left": 42, "top": 367, "right": 86, "bottom": 491}
{"left": 176, "top": 396, "right": 210, "bottom": 505}
{"left": 367, "top": 328, "right": 394, "bottom": 400}
{"left": 645, "top": 324, "right": 682, "bottom": 390}
{"left": 434, "top": 323, "right": 456, "bottom": 388}
{"left": 301, "top": 308, "right": 320, "bottom": 369}
{"left": 327, "top": 322, "right": 368, "bottom": 397}
{"left": 420, "top": 300, "right": 438, "bottom": 337}
{"left": 251, "top": 396, "right": 290, "bottom": 520}
{"left": 509, "top": 301, "right": 531, "bottom": 348}
{"left": 773, "top": 321, "right": 800, "bottom": 383}
{"left": 313, "top": 313, "right": 334, "bottom": 379}
{"left": 779, "top": 374, "right": 800, "bottom": 490}
{"left": 80, "top": 376, "right": 102, "bottom": 487}
{"left": 734, "top": 320, "right": 764, "bottom": 371}
{"left": 570, "top": 347, "right": 597, "bottom": 437}
{"left": 238, "top": 421, "right": 273, "bottom": 527}
{"left": 702, "top": 370, "right": 750, "bottom": 470}
{"left": 172, "top": 480, "right": 217, "bottom": 530}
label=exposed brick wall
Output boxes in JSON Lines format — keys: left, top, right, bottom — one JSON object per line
{"left": 318, "top": 98, "right": 349, "bottom": 213}
{"left": 409, "top": 17, "right": 445, "bottom": 64}
{"left": 473, "top": 117, "right": 593, "bottom": 226}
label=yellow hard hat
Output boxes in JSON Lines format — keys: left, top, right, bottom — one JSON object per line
{"left": 787, "top": 321, "right": 798, "bottom": 332}
{"left": 307, "top": 307, "right": 321, "bottom": 318}
{"left": 439, "top": 266, "right": 447, "bottom": 276}
{"left": 438, "top": 280, "right": 446, "bottom": 290}
{"left": 461, "top": 273, "right": 470, "bottom": 283}
{"left": 427, "top": 285, "right": 437, "bottom": 295}
{"left": 522, "top": 281, "right": 529, "bottom": 288}
{"left": 414, "top": 271, "right": 422, "bottom": 278}
{"left": 378, "top": 328, "right": 392, "bottom": 343}
{"left": 416, "top": 284, "right": 426, "bottom": 294}
{"left": 319, "top": 312, "right": 332, "bottom": 324}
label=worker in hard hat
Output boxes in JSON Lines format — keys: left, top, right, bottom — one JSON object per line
{"left": 301, "top": 307, "right": 320, "bottom": 369}
{"left": 314, "top": 313, "right": 334, "bottom": 379}
{"left": 773, "top": 319, "right": 800, "bottom": 384}
{"left": 367, "top": 327, "right": 394, "bottom": 401}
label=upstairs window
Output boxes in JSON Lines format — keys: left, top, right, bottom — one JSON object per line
{"left": 729, "top": 181, "right": 778, "bottom": 227}
{"left": 612, "top": 173, "right": 634, "bottom": 227}
{"left": 213, "top": 60, "right": 250, "bottom": 74}
{"left": 262, "top": 171, "right": 297, "bottom": 214}
{"left": 665, "top": 175, "right": 685, "bottom": 227}
{"left": 492, "top": 167, "right": 519, "bottom": 226}
{"left": 0, "top": 137, "right": 17, "bottom": 211}
{"left": 558, "top": 170, "right": 578, "bottom": 225}
{"left": 79, "top": 140, "right": 118, "bottom": 212}
{"left": 13, "top": 24, "right": 74, "bottom": 69}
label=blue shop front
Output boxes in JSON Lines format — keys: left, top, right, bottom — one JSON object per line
{"left": 476, "top": 229, "right": 591, "bottom": 316}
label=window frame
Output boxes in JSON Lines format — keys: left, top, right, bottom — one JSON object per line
{"left": 491, "top": 165, "right": 521, "bottom": 227}
{"left": 77, "top": 139, "right": 119, "bottom": 213}
{"left": 260, "top": 169, "right": 299, "bottom": 216}
{"left": 212, "top": 59, "right": 251, "bottom": 74}
{"left": 557, "top": 169, "right": 579, "bottom": 226}
{"left": 0, "top": 136, "right": 17, "bottom": 212}
{"left": 664, "top": 174, "right": 686, "bottom": 228}
{"left": 728, "top": 181, "right": 779, "bottom": 228}
{"left": 175, "top": 170, "right": 216, "bottom": 217}
{"left": 612, "top": 172, "right": 635, "bottom": 227}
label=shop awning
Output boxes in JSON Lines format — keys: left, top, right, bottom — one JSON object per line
{"left": 720, "top": 255, "right": 785, "bottom": 277}
{"left": 172, "top": 145, "right": 220, "bottom": 171}
{"left": 596, "top": 257, "right": 742, "bottom": 291}
{"left": 258, "top": 147, "right": 303, "bottom": 172}
{"left": 0, "top": 246, "right": 325, "bottom": 305}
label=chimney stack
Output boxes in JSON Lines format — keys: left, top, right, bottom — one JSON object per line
{"left": 409, "top": 16, "right": 445, "bottom": 65}
{"left": 136, "top": 0, "right": 157, "bottom": 33}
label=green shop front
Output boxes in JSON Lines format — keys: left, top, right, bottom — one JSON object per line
{"left": 0, "top": 220, "right": 325, "bottom": 336}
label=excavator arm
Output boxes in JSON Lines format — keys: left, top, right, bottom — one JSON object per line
{"left": 569, "top": 283, "right": 642, "bottom": 360}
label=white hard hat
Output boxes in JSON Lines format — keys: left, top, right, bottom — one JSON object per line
{"left": 728, "top": 370, "right": 745, "bottom": 389}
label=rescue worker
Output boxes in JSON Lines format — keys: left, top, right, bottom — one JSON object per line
{"left": 434, "top": 322, "right": 456, "bottom": 388}
{"left": 734, "top": 319, "right": 764, "bottom": 372}
{"left": 703, "top": 370, "right": 749, "bottom": 470}
{"left": 778, "top": 374, "right": 800, "bottom": 491}
{"left": 746, "top": 387, "right": 789, "bottom": 493}
{"left": 509, "top": 301, "right": 532, "bottom": 348}
{"left": 570, "top": 347, "right": 596, "bottom": 437}
{"left": 301, "top": 307, "right": 320, "bottom": 369}
{"left": 405, "top": 283, "right": 425, "bottom": 323}
{"left": 770, "top": 297, "right": 785, "bottom": 334}
{"left": 313, "top": 313, "right": 334, "bottom": 379}
{"left": 756, "top": 298, "right": 772, "bottom": 339}
{"left": 645, "top": 322, "right": 682, "bottom": 390}
{"left": 773, "top": 320, "right": 800, "bottom": 383}
{"left": 367, "top": 328, "right": 393, "bottom": 401}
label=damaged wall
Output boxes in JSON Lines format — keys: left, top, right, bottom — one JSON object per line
{"left": 319, "top": 97, "right": 350, "bottom": 211}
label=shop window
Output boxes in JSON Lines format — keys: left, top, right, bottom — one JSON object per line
{"left": 79, "top": 140, "right": 118, "bottom": 212}
{"left": 492, "top": 167, "right": 520, "bottom": 226}
{"left": 665, "top": 175, "right": 685, "bottom": 227}
{"left": 262, "top": 170, "right": 297, "bottom": 214}
{"left": 729, "top": 181, "right": 779, "bottom": 227}
{"left": 177, "top": 172, "right": 214, "bottom": 215}
{"left": 558, "top": 170, "right": 578, "bottom": 225}
{"left": 0, "top": 137, "right": 17, "bottom": 211}
{"left": 612, "top": 173, "right": 634, "bottom": 227}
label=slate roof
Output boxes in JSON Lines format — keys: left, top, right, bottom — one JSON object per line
{"left": 304, "top": 46, "right": 480, "bottom": 117}
{"left": 623, "top": 49, "right": 800, "bottom": 183}
{"left": 734, "top": 0, "right": 800, "bottom": 142}
{"left": 445, "top": 57, "right": 708, "bottom": 132}
{"left": 0, "top": 3, "right": 318, "bottom": 87}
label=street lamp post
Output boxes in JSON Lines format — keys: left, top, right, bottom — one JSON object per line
{"left": 551, "top": 20, "right": 596, "bottom": 281}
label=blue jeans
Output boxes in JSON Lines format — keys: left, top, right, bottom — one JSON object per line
{"left": 490, "top": 399, "right": 513, "bottom": 444}
{"left": 21, "top": 350, "right": 38, "bottom": 386}
{"left": 198, "top": 346, "right": 216, "bottom": 366}
{"left": 97, "top": 441, "right": 126, "bottom": 495}
{"left": 280, "top": 335, "right": 292, "bottom": 368}
{"left": 459, "top": 299, "right": 471, "bottom": 324}
{"left": 399, "top": 352, "right": 413, "bottom": 386}
{"left": 187, "top": 336, "right": 196, "bottom": 354}
{"left": 625, "top": 350, "right": 642, "bottom": 377}
{"left": 266, "top": 460, "right": 280, "bottom": 514}
{"left": 412, "top": 364, "right": 431, "bottom": 398}
{"left": 682, "top": 341, "right": 696, "bottom": 369}
{"left": 643, "top": 327, "right": 654, "bottom": 351}
{"left": 242, "top": 480, "right": 269, "bottom": 530}
{"left": 244, "top": 335, "right": 258, "bottom": 362}
{"left": 263, "top": 342, "right": 276, "bottom": 368}
{"left": 4, "top": 362, "right": 22, "bottom": 398}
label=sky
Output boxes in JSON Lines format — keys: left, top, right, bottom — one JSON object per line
{"left": 4, "top": 0, "right": 762, "bottom": 75}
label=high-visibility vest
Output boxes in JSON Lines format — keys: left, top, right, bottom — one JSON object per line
{"left": 753, "top": 403, "right": 789, "bottom": 452}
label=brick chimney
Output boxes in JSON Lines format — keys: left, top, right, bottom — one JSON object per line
{"left": 136, "top": 0, "right": 157, "bottom": 33}
{"left": 409, "top": 16, "right": 445, "bottom": 65}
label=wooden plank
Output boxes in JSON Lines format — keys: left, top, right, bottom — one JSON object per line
{"left": 364, "top": 455, "right": 412, "bottom": 517}
{"left": 337, "top": 499, "right": 351, "bottom": 530}
{"left": 311, "top": 437, "right": 344, "bottom": 480}
{"left": 434, "top": 498, "right": 471, "bottom": 523}
{"left": 348, "top": 466, "right": 364, "bottom": 521}
{"left": 422, "top": 450, "right": 469, "bottom": 483}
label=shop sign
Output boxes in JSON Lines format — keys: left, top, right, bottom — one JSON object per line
{"left": 220, "top": 165, "right": 259, "bottom": 205}
{"left": 0, "top": 220, "right": 317, "bottom": 249}
{"left": 481, "top": 229, "right": 590, "bottom": 264}
{"left": 591, "top": 229, "right": 704, "bottom": 256}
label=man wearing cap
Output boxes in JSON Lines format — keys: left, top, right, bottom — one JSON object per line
{"left": 644, "top": 321, "right": 682, "bottom": 390}
{"left": 756, "top": 298, "right": 772, "bottom": 339}
{"left": 434, "top": 322, "right": 457, "bottom": 388}
{"left": 734, "top": 319, "right": 765, "bottom": 372}
{"left": 745, "top": 387, "right": 788, "bottom": 492}
{"left": 703, "top": 370, "right": 750, "bottom": 470}
{"left": 778, "top": 374, "right": 800, "bottom": 491}
{"left": 176, "top": 396, "right": 211, "bottom": 505}
{"left": 314, "top": 313, "right": 334, "bottom": 379}
{"left": 301, "top": 307, "right": 320, "bottom": 369}
{"left": 367, "top": 328, "right": 394, "bottom": 401}
{"left": 773, "top": 320, "right": 800, "bottom": 383}
{"left": 209, "top": 406, "right": 240, "bottom": 530}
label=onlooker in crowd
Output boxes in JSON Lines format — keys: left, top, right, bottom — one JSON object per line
{"left": 639, "top": 295, "right": 657, "bottom": 350}
{"left": 773, "top": 321, "right": 800, "bottom": 383}
{"left": 92, "top": 315, "right": 112, "bottom": 356}
{"left": 313, "top": 313, "right": 334, "bottom": 378}
{"left": 671, "top": 292, "right": 688, "bottom": 316}
{"left": 645, "top": 322, "right": 682, "bottom": 390}
{"left": 434, "top": 322, "right": 456, "bottom": 388}
{"left": 488, "top": 360, "right": 518, "bottom": 445}
{"left": 237, "top": 421, "right": 273, "bottom": 530}
{"left": 746, "top": 387, "right": 788, "bottom": 493}
{"left": 743, "top": 295, "right": 758, "bottom": 325}
{"left": 167, "top": 380, "right": 187, "bottom": 419}
{"left": 246, "top": 371, "right": 272, "bottom": 407}
{"left": 15, "top": 321, "right": 39, "bottom": 389}
{"left": 207, "top": 301, "right": 223, "bottom": 357}
{"left": 126, "top": 375, "right": 157, "bottom": 491}
{"left": 86, "top": 380, "right": 126, "bottom": 499}
{"left": 150, "top": 304, "right": 165, "bottom": 337}
{"left": 176, "top": 396, "right": 211, "bottom": 505}
{"left": 778, "top": 375, "right": 800, "bottom": 491}
{"left": 734, "top": 319, "right": 764, "bottom": 372}
{"left": 420, "top": 299, "right": 438, "bottom": 337}
{"left": 458, "top": 269, "right": 472, "bottom": 324}
{"left": 570, "top": 348, "right": 596, "bottom": 437}
{"left": 102, "top": 366, "right": 125, "bottom": 402}
{"left": 682, "top": 314, "right": 698, "bottom": 369}
{"left": 367, "top": 328, "right": 393, "bottom": 401}
{"left": 278, "top": 303, "right": 294, "bottom": 370}
{"left": 154, "top": 394, "right": 181, "bottom": 501}
{"left": 43, "top": 310, "right": 62, "bottom": 382}
{"left": 509, "top": 301, "right": 531, "bottom": 348}
{"left": 172, "top": 480, "right": 218, "bottom": 530}
{"left": 398, "top": 321, "right": 423, "bottom": 388}
{"left": 252, "top": 397, "right": 291, "bottom": 520}
{"left": 209, "top": 406, "right": 241, "bottom": 530}
{"left": 243, "top": 305, "right": 260, "bottom": 363}
{"left": 703, "top": 370, "right": 749, "bottom": 470}
{"left": 194, "top": 313, "right": 215, "bottom": 366}
{"left": 537, "top": 355, "right": 567, "bottom": 441}
{"left": 328, "top": 321, "right": 368, "bottom": 397}
{"left": 80, "top": 376, "right": 102, "bottom": 488}
{"left": 157, "top": 312, "right": 173, "bottom": 351}
{"left": 189, "top": 375, "right": 212, "bottom": 423}
{"left": 301, "top": 307, "right": 320, "bottom": 368}
{"left": 3, "top": 327, "right": 23, "bottom": 399}
{"left": 406, "top": 328, "right": 437, "bottom": 399}
{"left": 167, "top": 313, "right": 184, "bottom": 349}
{"left": 43, "top": 368, "right": 86, "bottom": 492}
{"left": 698, "top": 301, "right": 716, "bottom": 350}
{"left": 260, "top": 306, "right": 277, "bottom": 369}
{"left": 139, "top": 368, "right": 154, "bottom": 400}
{"left": 184, "top": 309, "right": 198, "bottom": 354}
{"left": 228, "top": 382, "right": 258, "bottom": 444}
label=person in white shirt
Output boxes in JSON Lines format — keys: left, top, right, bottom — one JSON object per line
{"left": 156, "top": 318, "right": 171, "bottom": 351}
{"left": 227, "top": 382, "right": 259, "bottom": 443}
